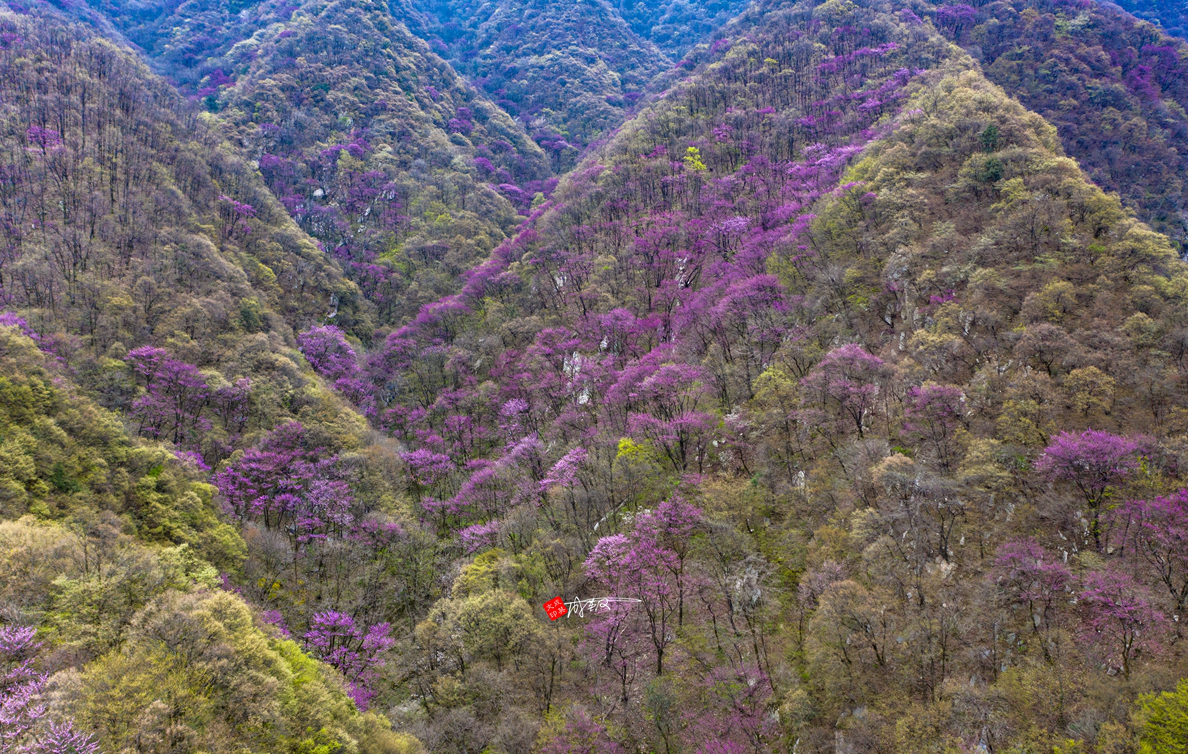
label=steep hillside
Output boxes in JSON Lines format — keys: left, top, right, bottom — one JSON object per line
{"left": 214, "top": 0, "right": 553, "bottom": 330}
{"left": 282, "top": 0, "right": 1188, "bottom": 749}
{"left": 76, "top": 0, "right": 282, "bottom": 88}
{"left": 0, "top": 9, "right": 445, "bottom": 747}
{"left": 917, "top": 0, "right": 1188, "bottom": 253}
{"left": 60, "top": 0, "right": 555, "bottom": 330}
{"left": 0, "top": 316, "right": 240, "bottom": 567}
{"left": 0, "top": 321, "right": 422, "bottom": 754}
{"left": 0, "top": 7, "right": 393, "bottom": 468}
{"left": 0, "top": 7, "right": 365, "bottom": 340}
{"left": 4, "top": 0, "right": 1188, "bottom": 752}
{"left": 1106, "top": 0, "right": 1188, "bottom": 40}
{"left": 615, "top": 0, "right": 754, "bottom": 55}
{"left": 402, "top": 0, "right": 673, "bottom": 158}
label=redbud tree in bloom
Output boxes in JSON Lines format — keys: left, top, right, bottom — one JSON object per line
{"left": 125, "top": 345, "right": 250, "bottom": 461}
{"left": 584, "top": 498, "right": 702, "bottom": 679}
{"left": 303, "top": 611, "right": 394, "bottom": 710}
{"left": 904, "top": 383, "right": 967, "bottom": 471}
{"left": 1114, "top": 489, "right": 1188, "bottom": 615}
{"left": 1, "top": 626, "right": 45, "bottom": 747}
{"left": 799, "top": 343, "right": 890, "bottom": 445}
{"left": 214, "top": 421, "right": 356, "bottom": 547}
{"left": 25, "top": 722, "right": 101, "bottom": 754}
{"left": 297, "top": 325, "right": 360, "bottom": 383}
{"left": 989, "top": 540, "right": 1071, "bottom": 660}
{"left": 1, "top": 627, "right": 98, "bottom": 753}
{"left": 1036, "top": 430, "right": 1140, "bottom": 551}
{"left": 1078, "top": 568, "right": 1165, "bottom": 679}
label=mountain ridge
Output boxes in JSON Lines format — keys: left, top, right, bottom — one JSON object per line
{"left": 3, "top": 0, "right": 1188, "bottom": 752}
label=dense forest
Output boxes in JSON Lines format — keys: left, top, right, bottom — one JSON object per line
{"left": 917, "top": 0, "right": 1188, "bottom": 254}
{"left": 3, "top": 0, "right": 1188, "bottom": 752}
{"left": 1105, "top": 1, "right": 1188, "bottom": 40}
{"left": 398, "top": 0, "right": 672, "bottom": 155}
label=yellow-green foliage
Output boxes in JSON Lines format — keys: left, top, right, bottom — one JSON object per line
{"left": 775, "top": 54, "right": 1188, "bottom": 448}
{"left": 0, "top": 325, "right": 244, "bottom": 568}
{"left": 684, "top": 146, "right": 708, "bottom": 172}
{"left": 423, "top": 552, "right": 542, "bottom": 673}
{"left": 0, "top": 515, "right": 214, "bottom": 656}
{"left": 0, "top": 515, "right": 422, "bottom": 753}
{"left": 1135, "top": 680, "right": 1188, "bottom": 754}
{"left": 70, "top": 590, "right": 419, "bottom": 754}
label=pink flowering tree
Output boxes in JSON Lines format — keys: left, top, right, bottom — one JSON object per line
{"left": 799, "top": 344, "right": 890, "bottom": 446}
{"left": 681, "top": 664, "right": 776, "bottom": 752}
{"left": 297, "top": 325, "right": 360, "bottom": 382}
{"left": 578, "top": 568, "right": 650, "bottom": 704}
{"left": 1, "top": 626, "right": 45, "bottom": 747}
{"left": 218, "top": 195, "right": 256, "bottom": 238}
{"left": 584, "top": 498, "right": 703, "bottom": 679}
{"left": 434, "top": 434, "right": 545, "bottom": 534}
{"left": 614, "top": 361, "right": 718, "bottom": 473}
{"left": 540, "top": 706, "right": 624, "bottom": 754}
{"left": 538, "top": 447, "right": 592, "bottom": 537}
{"left": 126, "top": 346, "right": 211, "bottom": 447}
{"left": 214, "top": 421, "right": 356, "bottom": 546}
{"left": 1114, "top": 490, "right": 1188, "bottom": 616}
{"left": 540, "top": 447, "right": 588, "bottom": 493}
{"left": 24, "top": 722, "right": 101, "bottom": 754}
{"left": 401, "top": 448, "right": 456, "bottom": 500}
{"left": 125, "top": 345, "right": 249, "bottom": 460}
{"left": 1036, "top": 430, "right": 1141, "bottom": 551}
{"left": 458, "top": 520, "right": 502, "bottom": 553}
{"left": 989, "top": 540, "right": 1071, "bottom": 660}
{"left": 1078, "top": 569, "right": 1165, "bottom": 679}
{"left": 1, "top": 627, "right": 98, "bottom": 753}
{"left": 303, "top": 611, "right": 394, "bottom": 710}
{"left": 633, "top": 497, "right": 702, "bottom": 627}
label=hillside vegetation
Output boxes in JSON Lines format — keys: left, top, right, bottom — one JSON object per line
{"left": 0, "top": 321, "right": 421, "bottom": 753}
{"left": 911, "top": 0, "right": 1188, "bottom": 255}
{"left": 216, "top": 0, "right": 554, "bottom": 330}
{"left": 2, "top": 0, "right": 1188, "bottom": 752}
{"left": 402, "top": 0, "right": 673, "bottom": 158}
{"left": 284, "top": 0, "right": 1188, "bottom": 749}
{"left": 1106, "top": 0, "right": 1188, "bottom": 40}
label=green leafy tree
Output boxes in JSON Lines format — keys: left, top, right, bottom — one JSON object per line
{"left": 1135, "top": 680, "right": 1188, "bottom": 754}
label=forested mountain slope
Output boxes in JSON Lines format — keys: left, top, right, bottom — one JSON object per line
{"left": 3, "top": 0, "right": 1188, "bottom": 752}
{"left": 275, "top": 0, "right": 1188, "bottom": 750}
{"left": 0, "top": 7, "right": 366, "bottom": 341}
{"left": 0, "top": 10, "right": 436, "bottom": 751}
{"left": 63, "top": 0, "right": 555, "bottom": 332}
{"left": 913, "top": 0, "right": 1188, "bottom": 254}
{"left": 401, "top": 0, "right": 673, "bottom": 158}
{"left": 264, "top": 0, "right": 1188, "bottom": 749}
{"left": 0, "top": 321, "right": 421, "bottom": 753}
{"left": 0, "top": 7, "right": 382, "bottom": 464}
{"left": 75, "top": 0, "right": 280, "bottom": 88}
{"left": 214, "top": 0, "right": 554, "bottom": 330}
{"left": 1105, "top": 0, "right": 1188, "bottom": 40}
{"left": 69, "top": 0, "right": 1188, "bottom": 264}
{"left": 614, "top": 0, "right": 754, "bottom": 55}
